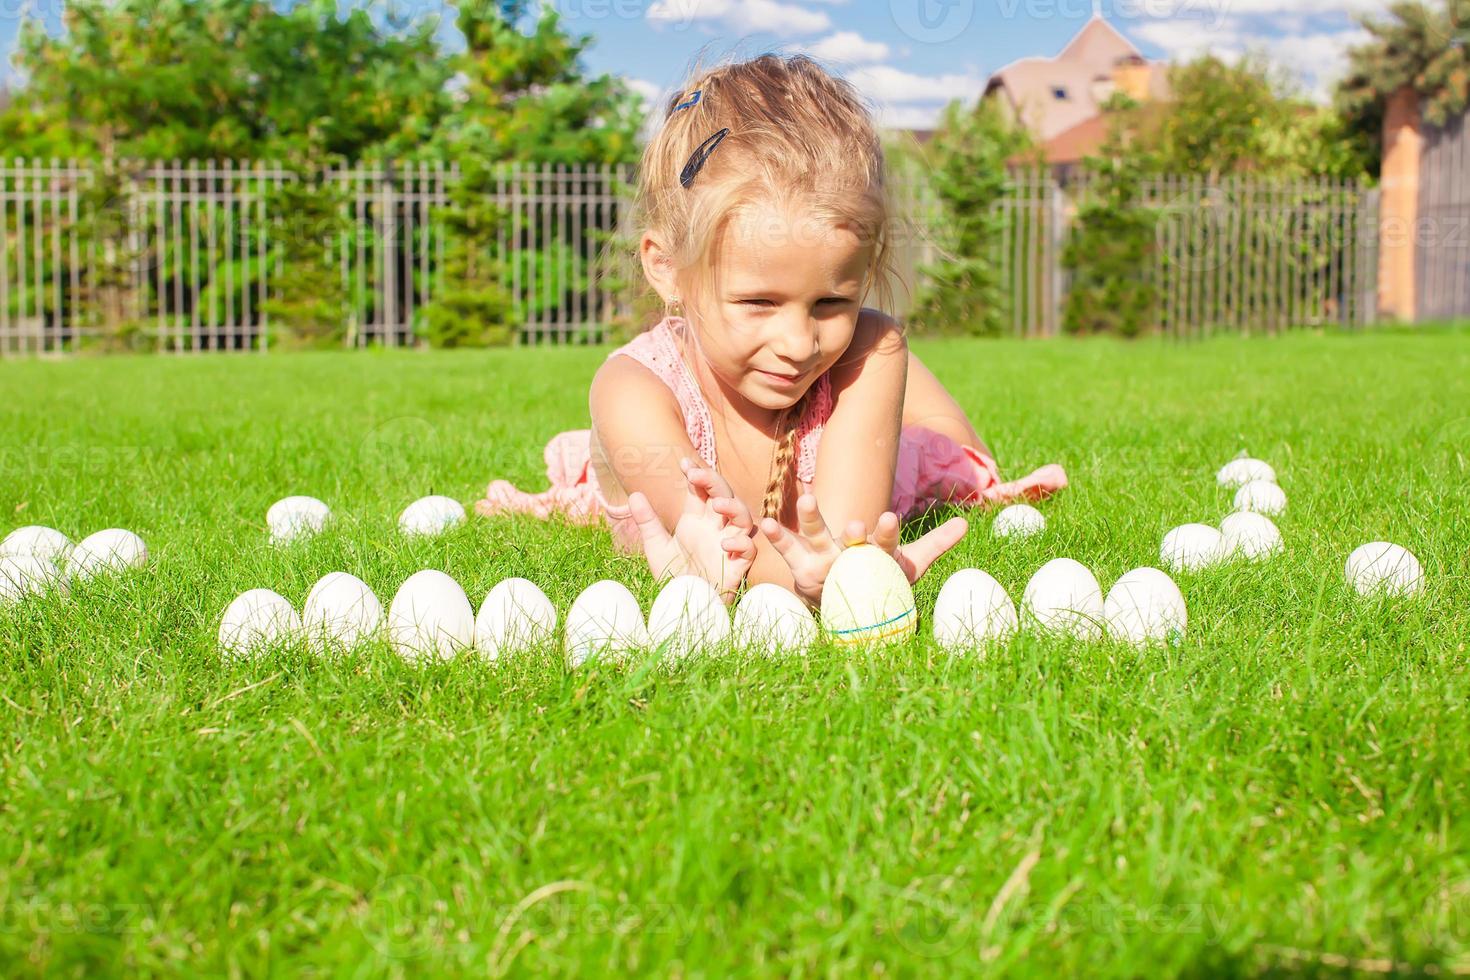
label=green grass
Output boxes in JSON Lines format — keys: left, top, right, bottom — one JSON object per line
{"left": 2, "top": 329, "right": 1469, "bottom": 977}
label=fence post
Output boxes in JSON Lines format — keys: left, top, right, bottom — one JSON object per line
{"left": 381, "top": 158, "right": 400, "bottom": 346}
{"left": 1361, "top": 187, "right": 1381, "bottom": 328}
{"left": 1047, "top": 177, "right": 1066, "bottom": 338}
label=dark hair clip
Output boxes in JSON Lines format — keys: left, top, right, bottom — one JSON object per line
{"left": 679, "top": 128, "right": 729, "bottom": 188}
{"left": 670, "top": 89, "right": 702, "bottom": 113}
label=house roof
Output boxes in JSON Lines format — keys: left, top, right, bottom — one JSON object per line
{"left": 1039, "top": 113, "right": 1111, "bottom": 165}
{"left": 985, "top": 15, "right": 1167, "bottom": 143}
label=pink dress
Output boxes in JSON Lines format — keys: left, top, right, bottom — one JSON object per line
{"left": 476, "top": 316, "right": 1067, "bottom": 554}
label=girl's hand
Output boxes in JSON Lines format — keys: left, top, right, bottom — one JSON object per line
{"left": 758, "top": 493, "right": 856, "bottom": 607}
{"left": 627, "top": 458, "right": 757, "bottom": 604}
{"left": 761, "top": 492, "right": 969, "bottom": 605}
{"left": 866, "top": 509, "right": 970, "bottom": 585}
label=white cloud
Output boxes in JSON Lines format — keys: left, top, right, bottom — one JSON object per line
{"left": 832, "top": 63, "right": 990, "bottom": 131}
{"left": 798, "top": 30, "right": 892, "bottom": 65}
{"left": 646, "top": 0, "right": 831, "bottom": 36}
{"left": 874, "top": 103, "right": 952, "bottom": 130}
{"left": 1111, "top": 0, "right": 1388, "bottom": 25}
{"left": 1133, "top": 12, "right": 1375, "bottom": 103}
{"left": 847, "top": 64, "right": 987, "bottom": 105}
{"left": 623, "top": 77, "right": 665, "bottom": 106}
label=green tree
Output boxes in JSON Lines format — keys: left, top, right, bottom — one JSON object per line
{"left": 905, "top": 97, "right": 1030, "bottom": 337}
{"left": 415, "top": 155, "right": 518, "bottom": 348}
{"left": 1062, "top": 97, "right": 1158, "bottom": 338}
{"left": 1148, "top": 54, "right": 1369, "bottom": 180}
{"left": 0, "top": 0, "right": 452, "bottom": 162}
{"left": 258, "top": 145, "right": 355, "bottom": 350}
{"left": 414, "top": 0, "right": 643, "bottom": 346}
{"left": 1338, "top": 0, "right": 1470, "bottom": 173}
{"left": 423, "top": 0, "right": 643, "bottom": 166}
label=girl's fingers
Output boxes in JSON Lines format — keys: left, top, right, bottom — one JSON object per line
{"left": 722, "top": 526, "right": 758, "bottom": 561}
{"left": 843, "top": 519, "right": 867, "bottom": 547}
{"left": 688, "top": 464, "right": 736, "bottom": 499}
{"left": 870, "top": 511, "right": 901, "bottom": 553}
{"left": 795, "top": 494, "right": 836, "bottom": 550}
{"left": 628, "top": 491, "right": 679, "bottom": 577}
{"left": 897, "top": 516, "right": 969, "bottom": 583}
{"left": 716, "top": 539, "right": 753, "bottom": 605}
{"left": 711, "top": 495, "right": 756, "bottom": 533}
{"left": 760, "top": 515, "right": 809, "bottom": 567}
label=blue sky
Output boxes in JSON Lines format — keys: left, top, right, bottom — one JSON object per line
{"left": 2, "top": 0, "right": 1386, "bottom": 129}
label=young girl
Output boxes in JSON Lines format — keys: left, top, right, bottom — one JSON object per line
{"left": 477, "top": 54, "right": 1066, "bottom": 606}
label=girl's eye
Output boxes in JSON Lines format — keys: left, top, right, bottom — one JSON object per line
{"left": 737, "top": 299, "right": 774, "bottom": 308}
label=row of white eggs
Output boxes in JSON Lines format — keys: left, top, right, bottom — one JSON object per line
{"left": 217, "top": 549, "right": 1189, "bottom": 667}
{"left": 1175, "top": 455, "right": 1425, "bottom": 595}
{"left": 985, "top": 455, "right": 1277, "bottom": 548}
{"left": 1161, "top": 513, "right": 1284, "bottom": 571}
{"left": 0, "top": 526, "right": 150, "bottom": 602}
{"left": 219, "top": 571, "right": 809, "bottom": 662}
{"left": 1165, "top": 455, "right": 1288, "bottom": 570}
{"left": 266, "top": 495, "right": 466, "bottom": 543}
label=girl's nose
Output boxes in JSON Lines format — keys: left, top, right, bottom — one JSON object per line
{"left": 768, "top": 316, "right": 820, "bottom": 363}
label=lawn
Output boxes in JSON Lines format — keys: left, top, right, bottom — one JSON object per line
{"left": 2, "top": 327, "right": 1469, "bottom": 976}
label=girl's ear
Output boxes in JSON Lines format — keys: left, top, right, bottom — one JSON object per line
{"left": 640, "top": 230, "right": 679, "bottom": 303}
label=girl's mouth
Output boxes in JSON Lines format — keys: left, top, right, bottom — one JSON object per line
{"left": 757, "top": 369, "right": 802, "bottom": 387}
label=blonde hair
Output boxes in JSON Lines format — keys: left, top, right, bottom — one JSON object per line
{"left": 633, "top": 53, "right": 901, "bottom": 521}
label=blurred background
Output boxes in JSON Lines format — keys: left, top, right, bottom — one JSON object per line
{"left": 0, "top": 0, "right": 1464, "bottom": 353}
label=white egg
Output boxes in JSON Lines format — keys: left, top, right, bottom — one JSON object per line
{"left": 647, "top": 576, "right": 731, "bottom": 661}
{"left": 474, "top": 577, "right": 557, "bottom": 660}
{"left": 266, "top": 496, "right": 331, "bottom": 544}
{"left": 67, "top": 529, "right": 149, "bottom": 580}
{"left": 1, "top": 525, "right": 74, "bottom": 564}
{"left": 992, "top": 504, "right": 1047, "bottom": 539}
{"left": 821, "top": 544, "right": 918, "bottom": 647}
{"left": 564, "top": 579, "right": 649, "bottom": 667}
{"left": 1022, "top": 558, "right": 1105, "bottom": 640}
{"left": 733, "top": 583, "right": 817, "bottom": 656}
{"left": 218, "top": 589, "right": 302, "bottom": 657}
{"left": 1160, "top": 523, "right": 1226, "bottom": 573}
{"left": 932, "top": 569, "right": 1017, "bottom": 653}
{"left": 387, "top": 570, "right": 475, "bottom": 662}
{"left": 1104, "top": 567, "right": 1188, "bottom": 647}
{"left": 301, "top": 572, "right": 383, "bottom": 653}
{"left": 0, "top": 555, "right": 69, "bottom": 603}
{"left": 398, "top": 496, "right": 466, "bottom": 536}
{"left": 1216, "top": 457, "right": 1277, "bottom": 488}
{"left": 1233, "top": 480, "right": 1287, "bottom": 516}
{"left": 1220, "top": 512, "right": 1283, "bottom": 560}
{"left": 1345, "top": 542, "right": 1424, "bottom": 597}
